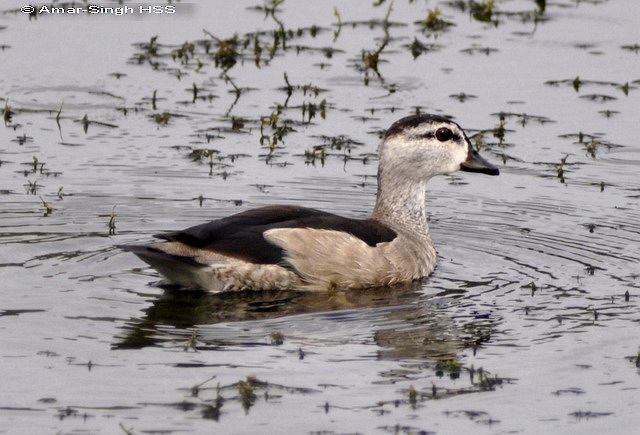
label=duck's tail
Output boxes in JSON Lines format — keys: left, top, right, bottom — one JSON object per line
{"left": 118, "top": 244, "right": 211, "bottom": 290}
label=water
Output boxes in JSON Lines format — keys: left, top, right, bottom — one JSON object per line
{"left": 1, "top": 0, "right": 639, "bottom": 433}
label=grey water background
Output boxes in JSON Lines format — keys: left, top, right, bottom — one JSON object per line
{"left": 1, "top": 0, "right": 639, "bottom": 433}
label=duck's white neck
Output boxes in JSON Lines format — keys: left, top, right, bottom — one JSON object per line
{"left": 372, "top": 164, "right": 429, "bottom": 235}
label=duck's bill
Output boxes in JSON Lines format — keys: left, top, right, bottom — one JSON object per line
{"left": 461, "top": 148, "right": 500, "bottom": 176}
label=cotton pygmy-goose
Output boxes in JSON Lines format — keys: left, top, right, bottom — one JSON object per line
{"left": 121, "top": 114, "right": 499, "bottom": 292}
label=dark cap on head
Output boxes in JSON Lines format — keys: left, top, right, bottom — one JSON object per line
{"left": 384, "top": 114, "right": 457, "bottom": 138}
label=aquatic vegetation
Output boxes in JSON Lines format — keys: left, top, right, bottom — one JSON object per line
{"left": 358, "top": 3, "right": 393, "bottom": 85}
{"left": 460, "top": 44, "right": 499, "bottom": 55}
{"left": 108, "top": 206, "right": 117, "bottom": 236}
{"left": 260, "top": 105, "right": 295, "bottom": 152}
{"left": 450, "top": 92, "right": 477, "bottom": 102}
{"left": 554, "top": 154, "right": 570, "bottom": 183}
{"left": 39, "top": 196, "right": 53, "bottom": 216}
{"left": 470, "top": 0, "right": 496, "bottom": 24}
{"left": 209, "top": 34, "right": 241, "bottom": 72}
{"left": 152, "top": 112, "right": 171, "bottom": 125}
{"left": 3, "top": 1, "right": 640, "bottom": 433}
{"left": 183, "top": 330, "right": 199, "bottom": 352}
{"left": 433, "top": 359, "right": 461, "bottom": 380}
{"left": 579, "top": 93, "right": 617, "bottom": 103}
{"left": 54, "top": 101, "right": 63, "bottom": 130}
{"left": 333, "top": 7, "right": 343, "bottom": 41}
{"left": 492, "top": 111, "right": 555, "bottom": 127}
{"left": 407, "top": 385, "right": 417, "bottom": 406}
{"left": 620, "top": 43, "right": 640, "bottom": 53}
{"left": 13, "top": 133, "right": 33, "bottom": 145}
{"left": 279, "top": 73, "right": 327, "bottom": 101}
{"left": 77, "top": 114, "right": 118, "bottom": 132}
{"left": 415, "top": 8, "right": 455, "bottom": 33}
{"left": 3, "top": 100, "right": 14, "bottom": 125}
{"left": 269, "top": 331, "right": 284, "bottom": 345}
{"left": 598, "top": 109, "right": 619, "bottom": 118}
{"left": 119, "top": 423, "right": 134, "bottom": 435}
{"left": 405, "top": 37, "right": 442, "bottom": 59}
{"left": 545, "top": 77, "right": 633, "bottom": 96}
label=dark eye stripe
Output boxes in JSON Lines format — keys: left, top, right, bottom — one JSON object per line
{"left": 417, "top": 131, "right": 461, "bottom": 141}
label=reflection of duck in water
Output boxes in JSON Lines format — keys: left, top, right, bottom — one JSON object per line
{"left": 116, "top": 283, "right": 497, "bottom": 370}
{"left": 121, "top": 114, "right": 499, "bottom": 292}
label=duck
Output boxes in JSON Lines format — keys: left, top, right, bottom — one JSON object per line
{"left": 121, "top": 114, "right": 499, "bottom": 292}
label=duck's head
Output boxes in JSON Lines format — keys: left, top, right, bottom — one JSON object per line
{"left": 379, "top": 114, "right": 499, "bottom": 180}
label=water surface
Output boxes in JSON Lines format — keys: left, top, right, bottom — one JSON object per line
{"left": 1, "top": 0, "right": 639, "bottom": 433}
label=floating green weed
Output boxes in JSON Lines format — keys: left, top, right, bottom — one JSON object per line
{"left": 416, "top": 8, "right": 454, "bottom": 32}
{"left": 171, "top": 41, "right": 196, "bottom": 64}
{"left": 470, "top": 0, "right": 496, "bottom": 24}
{"left": 238, "top": 376, "right": 259, "bottom": 412}
{"left": 153, "top": 112, "right": 171, "bottom": 125}
{"left": 435, "top": 358, "right": 462, "bottom": 379}
{"left": 210, "top": 33, "right": 240, "bottom": 72}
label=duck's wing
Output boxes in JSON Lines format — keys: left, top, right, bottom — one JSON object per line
{"left": 154, "top": 205, "right": 397, "bottom": 265}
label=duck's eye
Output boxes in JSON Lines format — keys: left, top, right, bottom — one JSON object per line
{"left": 435, "top": 127, "right": 453, "bottom": 142}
